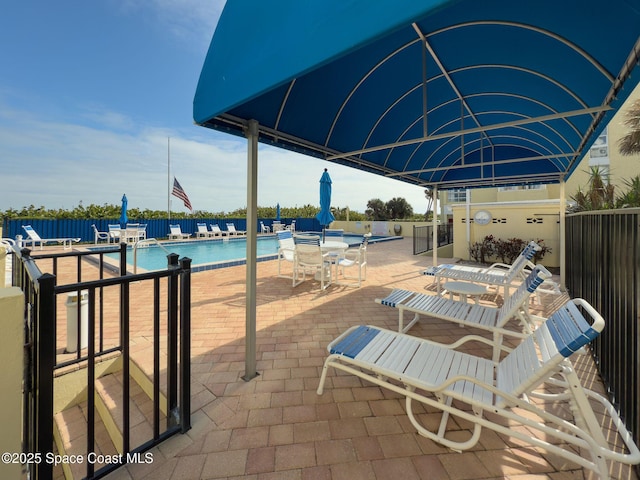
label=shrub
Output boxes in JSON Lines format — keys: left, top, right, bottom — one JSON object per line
{"left": 469, "top": 236, "right": 551, "bottom": 264}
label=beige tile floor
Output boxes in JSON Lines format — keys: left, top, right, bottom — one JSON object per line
{"left": 35, "top": 238, "right": 638, "bottom": 480}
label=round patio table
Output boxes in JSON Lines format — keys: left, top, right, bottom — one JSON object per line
{"left": 442, "top": 281, "right": 487, "bottom": 304}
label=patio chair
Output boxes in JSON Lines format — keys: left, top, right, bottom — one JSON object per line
{"left": 226, "top": 223, "right": 246, "bottom": 236}
{"left": 276, "top": 230, "right": 295, "bottom": 279}
{"left": 293, "top": 234, "right": 332, "bottom": 290}
{"left": 108, "top": 224, "right": 121, "bottom": 243}
{"left": 123, "top": 223, "right": 140, "bottom": 243}
{"left": 323, "top": 228, "right": 344, "bottom": 241}
{"left": 285, "top": 220, "right": 296, "bottom": 232}
{"left": 336, "top": 233, "right": 371, "bottom": 287}
{"left": 317, "top": 299, "right": 640, "bottom": 479}
{"left": 91, "top": 224, "right": 110, "bottom": 244}
{"left": 196, "top": 223, "right": 215, "bottom": 238}
{"left": 210, "top": 224, "right": 227, "bottom": 237}
{"left": 376, "top": 265, "right": 552, "bottom": 361}
{"left": 21, "top": 225, "right": 80, "bottom": 250}
{"left": 137, "top": 224, "right": 147, "bottom": 242}
{"left": 422, "top": 241, "right": 542, "bottom": 298}
{"left": 168, "top": 224, "right": 191, "bottom": 240}
{"left": 260, "top": 221, "right": 270, "bottom": 233}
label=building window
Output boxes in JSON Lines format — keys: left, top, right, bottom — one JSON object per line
{"left": 447, "top": 189, "right": 467, "bottom": 202}
{"left": 498, "top": 185, "right": 546, "bottom": 192}
{"left": 589, "top": 130, "right": 609, "bottom": 164}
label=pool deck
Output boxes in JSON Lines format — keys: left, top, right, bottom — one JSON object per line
{"left": 31, "top": 238, "right": 637, "bottom": 480}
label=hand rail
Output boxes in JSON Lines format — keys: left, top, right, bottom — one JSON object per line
{"left": 133, "top": 238, "right": 171, "bottom": 274}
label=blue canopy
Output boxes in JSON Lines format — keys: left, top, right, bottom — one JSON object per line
{"left": 194, "top": 0, "right": 640, "bottom": 189}
{"left": 316, "top": 169, "right": 335, "bottom": 227}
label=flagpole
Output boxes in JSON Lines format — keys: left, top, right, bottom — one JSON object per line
{"left": 167, "top": 137, "right": 171, "bottom": 221}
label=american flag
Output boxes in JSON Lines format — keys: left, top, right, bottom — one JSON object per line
{"left": 172, "top": 177, "right": 193, "bottom": 211}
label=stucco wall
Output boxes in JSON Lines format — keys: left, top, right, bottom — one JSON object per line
{"left": 451, "top": 201, "right": 560, "bottom": 267}
{"left": 0, "top": 287, "right": 23, "bottom": 480}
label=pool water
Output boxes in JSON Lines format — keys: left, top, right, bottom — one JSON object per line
{"left": 101, "top": 233, "right": 387, "bottom": 272}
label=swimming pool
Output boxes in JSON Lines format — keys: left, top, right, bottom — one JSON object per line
{"left": 94, "top": 233, "right": 397, "bottom": 272}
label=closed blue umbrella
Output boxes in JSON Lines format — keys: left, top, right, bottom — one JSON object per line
{"left": 120, "top": 194, "right": 128, "bottom": 226}
{"left": 316, "top": 169, "right": 334, "bottom": 239}
{"left": 276, "top": 202, "right": 281, "bottom": 221}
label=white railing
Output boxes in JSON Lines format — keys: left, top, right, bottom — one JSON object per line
{"left": 133, "top": 238, "right": 171, "bottom": 274}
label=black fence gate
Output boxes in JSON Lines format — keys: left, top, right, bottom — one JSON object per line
{"left": 413, "top": 224, "right": 453, "bottom": 255}
{"left": 13, "top": 244, "right": 192, "bottom": 479}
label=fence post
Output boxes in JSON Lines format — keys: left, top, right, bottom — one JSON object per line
{"left": 119, "top": 242, "right": 127, "bottom": 276}
{"left": 167, "top": 253, "right": 179, "bottom": 426}
{"left": 36, "top": 273, "right": 55, "bottom": 480}
{"left": 179, "top": 257, "right": 192, "bottom": 433}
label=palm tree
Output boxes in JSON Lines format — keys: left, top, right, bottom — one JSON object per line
{"left": 569, "top": 166, "right": 615, "bottom": 211}
{"left": 424, "top": 188, "right": 433, "bottom": 220}
{"left": 618, "top": 99, "right": 640, "bottom": 155}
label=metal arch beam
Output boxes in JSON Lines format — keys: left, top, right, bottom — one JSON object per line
{"left": 423, "top": 35, "right": 490, "bottom": 145}
{"left": 323, "top": 37, "right": 422, "bottom": 149}
{"left": 358, "top": 69, "right": 589, "bottom": 171}
{"left": 452, "top": 63, "right": 593, "bottom": 111}
{"left": 471, "top": 111, "right": 577, "bottom": 155}
{"left": 362, "top": 70, "right": 600, "bottom": 171}
{"left": 387, "top": 151, "right": 579, "bottom": 178}
{"left": 388, "top": 93, "right": 578, "bottom": 174}
{"left": 427, "top": 20, "right": 615, "bottom": 83}
{"left": 415, "top": 171, "right": 565, "bottom": 189}
{"left": 421, "top": 138, "right": 557, "bottom": 185}
{"left": 326, "top": 105, "right": 610, "bottom": 160}
{"left": 462, "top": 92, "right": 585, "bottom": 141}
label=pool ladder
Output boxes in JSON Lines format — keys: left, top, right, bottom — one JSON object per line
{"left": 132, "top": 238, "right": 171, "bottom": 274}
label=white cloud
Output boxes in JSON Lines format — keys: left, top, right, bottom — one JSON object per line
{"left": 0, "top": 102, "right": 430, "bottom": 215}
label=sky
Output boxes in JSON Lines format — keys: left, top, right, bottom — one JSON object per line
{"left": 0, "top": 1, "right": 430, "bottom": 215}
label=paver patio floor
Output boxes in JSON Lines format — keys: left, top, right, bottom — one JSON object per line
{"left": 32, "top": 237, "right": 637, "bottom": 480}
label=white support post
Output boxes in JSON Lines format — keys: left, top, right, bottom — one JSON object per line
{"left": 432, "top": 185, "right": 438, "bottom": 267}
{"left": 559, "top": 180, "right": 566, "bottom": 291}
{"left": 243, "top": 119, "right": 259, "bottom": 381}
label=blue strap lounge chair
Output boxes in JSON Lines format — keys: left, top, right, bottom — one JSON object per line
{"left": 318, "top": 299, "right": 640, "bottom": 479}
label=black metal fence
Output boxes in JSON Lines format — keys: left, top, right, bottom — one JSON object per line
{"left": 413, "top": 224, "right": 453, "bottom": 255}
{"left": 13, "top": 244, "right": 192, "bottom": 479}
{"left": 565, "top": 208, "right": 640, "bottom": 451}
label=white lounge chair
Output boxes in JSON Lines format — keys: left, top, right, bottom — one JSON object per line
{"left": 91, "top": 224, "right": 110, "bottom": 244}
{"left": 376, "top": 265, "right": 551, "bottom": 361}
{"left": 422, "top": 240, "right": 542, "bottom": 298}
{"left": 317, "top": 299, "right": 640, "bottom": 479}
{"left": 210, "top": 224, "right": 227, "bottom": 237}
{"left": 21, "top": 225, "right": 80, "bottom": 250}
{"left": 196, "top": 223, "right": 215, "bottom": 238}
{"left": 293, "top": 234, "right": 332, "bottom": 291}
{"left": 168, "top": 224, "right": 191, "bottom": 240}
{"left": 226, "top": 223, "right": 246, "bottom": 236}
{"left": 336, "top": 233, "right": 371, "bottom": 287}
{"left": 276, "top": 230, "right": 295, "bottom": 279}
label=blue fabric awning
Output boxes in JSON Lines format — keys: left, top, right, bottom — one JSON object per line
{"left": 194, "top": 0, "right": 640, "bottom": 190}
